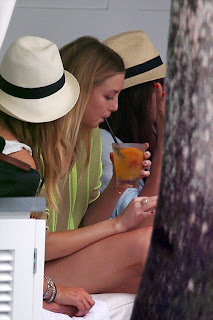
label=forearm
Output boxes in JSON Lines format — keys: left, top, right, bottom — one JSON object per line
{"left": 83, "top": 175, "right": 123, "bottom": 226}
{"left": 139, "top": 142, "right": 163, "bottom": 197}
{"left": 141, "top": 82, "right": 165, "bottom": 197}
{"left": 45, "top": 217, "right": 121, "bottom": 261}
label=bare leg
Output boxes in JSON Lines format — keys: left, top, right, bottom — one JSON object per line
{"left": 45, "top": 227, "right": 152, "bottom": 294}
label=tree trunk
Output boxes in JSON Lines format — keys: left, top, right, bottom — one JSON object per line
{"left": 131, "top": 0, "right": 213, "bottom": 319}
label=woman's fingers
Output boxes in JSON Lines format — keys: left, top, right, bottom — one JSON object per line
{"left": 141, "top": 209, "right": 155, "bottom": 218}
{"left": 154, "top": 82, "right": 163, "bottom": 97}
{"left": 43, "top": 301, "right": 77, "bottom": 317}
{"left": 141, "top": 152, "right": 151, "bottom": 178}
{"left": 144, "top": 142, "right": 149, "bottom": 151}
{"left": 118, "top": 196, "right": 158, "bottom": 231}
{"left": 75, "top": 297, "right": 93, "bottom": 316}
{"left": 141, "top": 158, "right": 151, "bottom": 178}
{"left": 144, "top": 151, "right": 151, "bottom": 160}
{"left": 143, "top": 159, "right": 151, "bottom": 168}
{"left": 138, "top": 195, "right": 158, "bottom": 212}
{"left": 74, "top": 301, "right": 86, "bottom": 316}
{"left": 155, "top": 82, "right": 166, "bottom": 124}
{"left": 141, "top": 170, "right": 150, "bottom": 178}
{"left": 73, "top": 290, "right": 95, "bottom": 316}
{"left": 55, "top": 285, "right": 95, "bottom": 316}
{"left": 87, "top": 295, "right": 96, "bottom": 308}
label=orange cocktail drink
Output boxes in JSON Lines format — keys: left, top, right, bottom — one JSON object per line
{"left": 112, "top": 143, "right": 145, "bottom": 190}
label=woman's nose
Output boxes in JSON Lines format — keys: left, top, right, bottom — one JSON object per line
{"left": 110, "top": 99, "right": 118, "bottom": 112}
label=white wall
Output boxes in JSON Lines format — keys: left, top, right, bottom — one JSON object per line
{"left": 0, "top": 0, "right": 171, "bottom": 63}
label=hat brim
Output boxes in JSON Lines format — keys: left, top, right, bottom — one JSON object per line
{"left": 0, "top": 70, "right": 80, "bottom": 123}
{"left": 124, "top": 63, "right": 166, "bottom": 89}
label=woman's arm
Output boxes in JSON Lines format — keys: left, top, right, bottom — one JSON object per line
{"left": 0, "top": 130, "right": 36, "bottom": 169}
{"left": 139, "top": 83, "right": 165, "bottom": 197}
{"left": 83, "top": 150, "right": 151, "bottom": 226}
{"left": 83, "top": 173, "right": 124, "bottom": 225}
{"left": 43, "top": 277, "right": 94, "bottom": 317}
{"left": 46, "top": 216, "right": 120, "bottom": 261}
{"left": 45, "top": 195, "right": 157, "bottom": 261}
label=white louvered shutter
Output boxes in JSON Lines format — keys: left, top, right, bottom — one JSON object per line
{"left": 0, "top": 219, "right": 45, "bottom": 320}
{"left": 0, "top": 250, "right": 14, "bottom": 320}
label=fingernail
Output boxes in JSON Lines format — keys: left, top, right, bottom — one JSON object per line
{"left": 145, "top": 151, "right": 149, "bottom": 156}
{"left": 143, "top": 160, "right": 148, "bottom": 165}
{"left": 154, "top": 83, "right": 159, "bottom": 88}
{"left": 162, "top": 91, "right": 165, "bottom": 97}
{"left": 151, "top": 210, "right": 155, "bottom": 214}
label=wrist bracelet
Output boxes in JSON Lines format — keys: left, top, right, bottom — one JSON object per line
{"left": 43, "top": 275, "right": 51, "bottom": 300}
{"left": 47, "top": 280, "right": 57, "bottom": 303}
{"left": 43, "top": 275, "right": 57, "bottom": 302}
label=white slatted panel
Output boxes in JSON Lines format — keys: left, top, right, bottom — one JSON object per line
{"left": 0, "top": 314, "right": 11, "bottom": 320}
{"left": 0, "top": 251, "right": 14, "bottom": 320}
{"left": 0, "top": 285, "right": 12, "bottom": 293}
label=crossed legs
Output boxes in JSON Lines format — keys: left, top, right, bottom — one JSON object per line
{"left": 45, "top": 227, "right": 152, "bottom": 294}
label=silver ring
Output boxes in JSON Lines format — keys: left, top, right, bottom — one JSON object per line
{"left": 141, "top": 198, "right": 148, "bottom": 205}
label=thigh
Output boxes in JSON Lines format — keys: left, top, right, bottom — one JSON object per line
{"left": 45, "top": 227, "right": 152, "bottom": 294}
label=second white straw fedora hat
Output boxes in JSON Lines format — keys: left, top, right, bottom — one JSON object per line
{"left": 0, "top": 36, "right": 80, "bottom": 123}
{"left": 103, "top": 30, "right": 166, "bottom": 89}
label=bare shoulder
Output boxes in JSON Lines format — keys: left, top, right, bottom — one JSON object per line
{"left": 9, "top": 148, "right": 36, "bottom": 170}
{"left": 0, "top": 127, "right": 36, "bottom": 170}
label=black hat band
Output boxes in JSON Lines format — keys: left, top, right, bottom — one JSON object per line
{"left": 125, "top": 56, "right": 163, "bottom": 79}
{"left": 0, "top": 73, "right": 65, "bottom": 99}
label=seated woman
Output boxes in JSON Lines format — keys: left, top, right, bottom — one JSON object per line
{"left": 47, "top": 36, "right": 157, "bottom": 293}
{"left": 0, "top": 36, "right": 94, "bottom": 317}
{"left": 100, "top": 30, "right": 166, "bottom": 221}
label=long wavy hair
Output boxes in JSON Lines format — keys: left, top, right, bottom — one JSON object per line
{"left": 59, "top": 36, "right": 125, "bottom": 171}
{"left": 0, "top": 111, "right": 74, "bottom": 210}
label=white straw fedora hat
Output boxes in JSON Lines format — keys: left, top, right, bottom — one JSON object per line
{"left": 103, "top": 30, "right": 166, "bottom": 89}
{"left": 0, "top": 36, "right": 80, "bottom": 123}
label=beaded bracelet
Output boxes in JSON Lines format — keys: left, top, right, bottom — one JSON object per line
{"left": 43, "top": 275, "right": 57, "bottom": 303}
{"left": 48, "top": 280, "right": 57, "bottom": 303}
{"left": 43, "top": 275, "right": 51, "bottom": 300}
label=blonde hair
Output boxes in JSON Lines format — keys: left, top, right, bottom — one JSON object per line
{"left": 60, "top": 36, "right": 125, "bottom": 169}
{"left": 0, "top": 37, "right": 124, "bottom": 211}
{"left": 0, "top": 112, "right": 74, "bottom": 210}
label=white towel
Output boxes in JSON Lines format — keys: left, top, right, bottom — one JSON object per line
{"left": 42, "top": 299, "right": 110, "bottom": 320}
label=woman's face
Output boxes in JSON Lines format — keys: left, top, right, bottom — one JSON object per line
{"left": 82, "top": 73, "right": 124, "bottom": 128}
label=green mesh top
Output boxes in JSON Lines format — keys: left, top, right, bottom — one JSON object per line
{"left": 47, "top": 127, "right": 102, "bottom": 231}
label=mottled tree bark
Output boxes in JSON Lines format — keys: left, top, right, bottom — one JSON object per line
{"left": 131, "top": 0, "right": 213, "bottom": 319}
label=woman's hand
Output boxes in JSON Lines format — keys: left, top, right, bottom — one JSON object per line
{"left": 115, "top": 195, "right": 157, "bottom": 232}
{"left": 140, "top": 144, "right": 151, "bottom": 178}
{"left": 43, "top": 284, "right": 95, "bottom": 317}
{"left": 110, "top": 143, "right": 152, "bottom": 180}
{"left": 56, "top": 284, "right": 95, "bottom": 317}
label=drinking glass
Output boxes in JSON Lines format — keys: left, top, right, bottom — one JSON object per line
{"left": 112, "top": 143, "right": 146, "bottom": 191}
